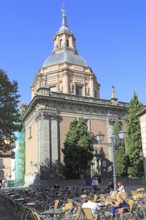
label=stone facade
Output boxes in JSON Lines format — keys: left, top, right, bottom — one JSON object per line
{"left": 21, "top": 9, "right": 129, "bottom": 186}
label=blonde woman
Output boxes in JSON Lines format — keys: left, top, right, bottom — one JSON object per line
{"left": 109, "top": 191, "right": 128, "bottom": 220}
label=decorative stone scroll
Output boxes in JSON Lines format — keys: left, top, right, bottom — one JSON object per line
{"left": 43, "top": 111, "right": 58, "bottom": 119}
{"left": 35, "top": 111, "right": 58, "bottom": 121}
{"left": 35, "top": 112, "right": 42, "bottom": 122}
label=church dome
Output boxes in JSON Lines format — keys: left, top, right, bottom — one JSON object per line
{"left": 43, "top": 50, "right": 88, "bottom": 67}
{"left": 31, "top": 8, "right": 100, "bottom": 100}
{"left": 42, "top": 8, "right": 88, "bottom": 68}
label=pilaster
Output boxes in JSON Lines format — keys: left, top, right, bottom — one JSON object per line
{"left": 63, "top": 70, "right": 69, "bottom": 93}
{"left": 90, "top": 75, "right": 94, "bottom": 97}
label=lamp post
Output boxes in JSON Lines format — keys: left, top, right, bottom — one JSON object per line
{"left": 110, "top": 130, "right": 127, "bottom": 191}
{"left": 110, "top": 134, "right": 117, "bottom": 191}
{"left": 95, "top": 132, "right": 105, "bottom": 177}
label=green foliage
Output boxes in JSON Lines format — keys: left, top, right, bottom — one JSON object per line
{"left": 62, "top": 118, "right": 94, "bottom": 178}
{"left": 112, "top": 119, "right": 126, "bottom": 176}
{"left": 0, "top": 69, "right": 21, "bottom": 151}
{"left": 115, "top": 148, "right": 125, "bottom": 176}
{"left": 124, "top": 92, "right": 144, "bottom": 177}
{"left": 112, "top": 119, "right": 121, "bottom": 136}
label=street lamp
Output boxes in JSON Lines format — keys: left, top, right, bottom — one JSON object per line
{"left": 95, "top": 132, "right": 105, "bottom": 177}
{"left": 95, "top": 132, "right": 105, "bottom": 143}
{"left": 110, "top": 130, "right": 127, "bottom": 191}
{"left": 119, "top": 129, "right": 127, "bottom": 140}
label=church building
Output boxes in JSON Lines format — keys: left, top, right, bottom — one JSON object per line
{"left": 21, "top": 9, "right": 128, "bottom": 186}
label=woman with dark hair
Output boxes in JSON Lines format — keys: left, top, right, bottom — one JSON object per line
{"left": 106, "top": 180, "right": 114, "bottom": 193}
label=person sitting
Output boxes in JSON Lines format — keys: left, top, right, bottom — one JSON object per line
{"left": 106, "top": 180, "right": 114, "bottom": 193}
{"left": 108, "top": 191, "right": 128, "bottom": 220}
{"left": 117, "top": 181, "right": 125, "bottom": 195}
{"left": 82, "top": 193, "right": 100, "bottom": 219}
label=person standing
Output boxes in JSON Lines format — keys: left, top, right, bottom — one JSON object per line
{"left": 91, "top": 176, "right": 100, "bottom": 190}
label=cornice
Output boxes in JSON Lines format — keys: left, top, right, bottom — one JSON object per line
{"left": 21, "top": 92, "right": 129, "bottom": 121}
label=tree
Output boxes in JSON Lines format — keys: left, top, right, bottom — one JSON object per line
{"left": 0, "top": 69, "right": 21, "bottom": 151}
{"left": 62, "top": 118, "right": 94, "bottom": 178}
{"left": 112, "top": 119, "right": 126, "bottom": 176}
{"left": 114, "top": 147, "right": 126, "bottom": 177}
{"left": 124, "top": 92, "right": 144, "bottom": 177}
{"left": 112, "top": 119, "right": 121, "bottom": 136}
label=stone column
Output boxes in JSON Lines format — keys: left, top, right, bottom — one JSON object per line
{"left": 36, "top": 112, "right": 42, "bottom": 167}
{"left": 42, "top": 112, "right": 59, "bottom": 169}
{"left": 32, "top": 111, "right": 59, "bottom": 180}
{"left": 51, "top": 117, "right": 59, "bottom": 163}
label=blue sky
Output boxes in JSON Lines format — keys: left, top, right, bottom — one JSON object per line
{"left": 0, "top": 0, "right": 146, "bottom": 104}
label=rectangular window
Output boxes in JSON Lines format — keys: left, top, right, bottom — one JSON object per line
{"left": 102, "top": 160, "right": 107, "bottom": 167}
{"left": 76, "top": 86, "right": 82, "bottom": 96}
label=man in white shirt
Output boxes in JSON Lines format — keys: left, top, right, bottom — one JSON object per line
{"left": 82, "top": 193, "right": 100, "bottom": 218}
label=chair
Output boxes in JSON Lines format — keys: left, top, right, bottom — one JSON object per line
{"left": 62, "top": 201, "right": 73, "bottom": 219}
{"left": 137, "top": 188, "right": 144, "bottom": 194}
{"left": 119, "top": 191, "right": 128, "bottom": 200}
{"left": 67, "top": 199, "right": 73, "bottom": 203}
{"left": 82, "top": 208, "right": 96, "bottom": 220}
{"left": 93, "top": 194, "right": 97, "bottom": 202}
{"left": 66, "top": 204, "right": 81, "bottom": 220}
{"left": 99, "top": 194, "right": 106, "bottom": 202}
{"left": 119, "top": 199, "right": 134, "bottom": 220}
{"left": 105, "top": 197, "right": 112, "bottom": 203}
{"left": 130, "top": 190, "right": 137, "bottom": 197}
{"left": 44, "top": 198, "right": 60, "bottom": 210}
{"left": 32, "top": 209, "right": 55, "bottom": 220}
{"left": 136, "top": 197, "right": 146, "bottom": 219}
{"left": 32, "top": 211, "right": 42, "bottom": 220}
{"left": 62, "top": 201, "right": 73, "bottom": 211}
{"left": 54, "top": 199, "right": 59, "bottom": 208}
